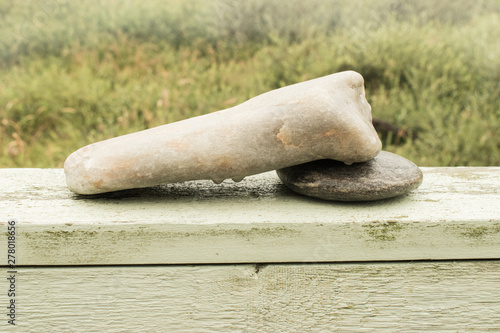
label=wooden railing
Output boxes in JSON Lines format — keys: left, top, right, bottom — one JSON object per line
{"left": 1, "top": 167, "right": 499, "bottom": 331}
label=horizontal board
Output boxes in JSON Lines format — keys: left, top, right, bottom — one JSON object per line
{"left": 2, "top": 261, "right": 500, "bottom": 332}
{"left": 0, "top": 167, "right": 499, "bottom": 265}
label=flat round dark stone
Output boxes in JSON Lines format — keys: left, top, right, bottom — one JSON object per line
{"left": 276, "top": 151, "right": 423, "bottom": 201}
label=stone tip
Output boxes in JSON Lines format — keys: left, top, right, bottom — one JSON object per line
{"left": 64, "top": 147, "right": 94, "bottom": 195}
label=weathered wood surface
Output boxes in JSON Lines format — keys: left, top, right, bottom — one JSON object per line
{"left": 2, "top": 261, "right": 500, "bottom": 332}
{"left": 1, "top": 167, "right": 499, "bottom": 265}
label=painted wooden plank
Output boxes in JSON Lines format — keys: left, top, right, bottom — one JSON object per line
{"left": 0, "top": 167, "right": 499, "bottom": 265}
{"left": 2, "top": 261, "right": 500, "bottom": 332}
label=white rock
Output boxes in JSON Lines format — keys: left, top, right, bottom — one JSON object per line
{"left": 64, "top": 71, "right": 381, "bottom": 194}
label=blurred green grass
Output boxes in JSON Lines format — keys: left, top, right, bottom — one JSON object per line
{"left": 0, "top": 0, "right": 499, "bottom": 167}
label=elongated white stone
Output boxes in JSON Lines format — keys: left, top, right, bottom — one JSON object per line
{"left": 64, "top": 71, "right": 381, "bottom": 194}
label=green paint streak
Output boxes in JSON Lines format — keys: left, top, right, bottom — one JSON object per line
{"left": 363, "top": 221, "right": 404, "bottom": 242}
{"left": 21, "top": 225, "right": 299, "bottom": 244}
{"left": 461, "top": 224, "right": 500, "bottom": 239}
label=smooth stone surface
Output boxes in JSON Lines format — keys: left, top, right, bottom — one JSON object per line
{"left": 65, "top": 71, "right": 381, "bottom": 194}
{"left": 276, "top": 151, "right": 423, "bottom": 201}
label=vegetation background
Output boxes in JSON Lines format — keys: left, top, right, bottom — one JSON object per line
{"left": 1, "top": 0, "right": 499, "bottom": 167}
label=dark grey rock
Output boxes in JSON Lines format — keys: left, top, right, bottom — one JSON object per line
{"left": 276, "top": 151, "right": 423, "bottom": 201}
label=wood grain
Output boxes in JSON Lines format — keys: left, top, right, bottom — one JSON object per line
{"left": 0, "top": 167, "right": 499, "bottom": 265}
{"left": 2, "top": 261, "right": 499, "bottom": 332}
